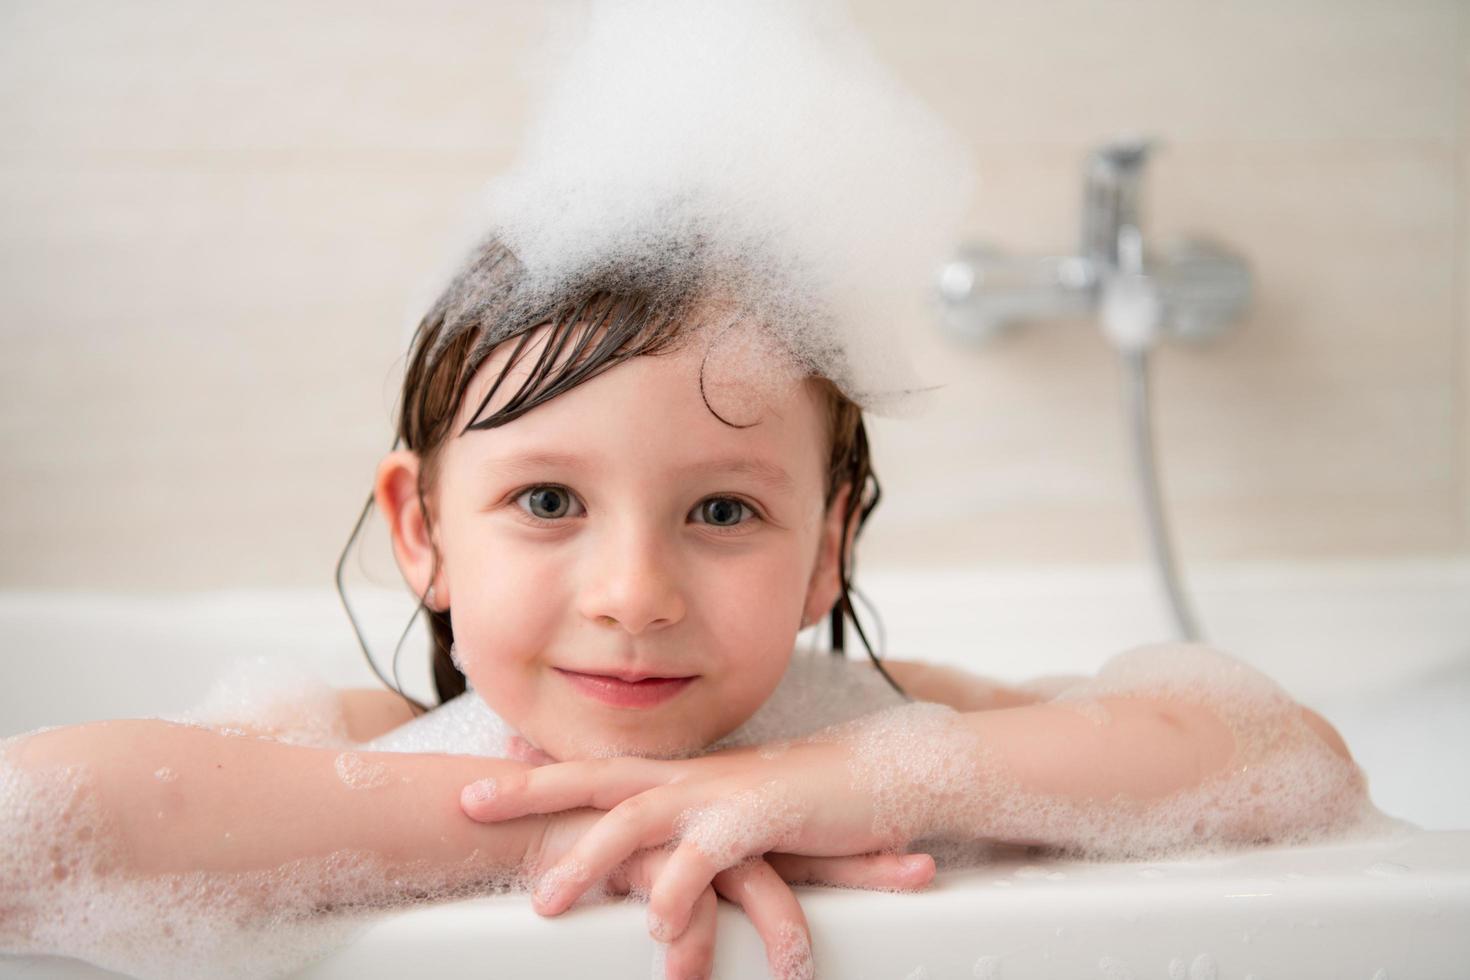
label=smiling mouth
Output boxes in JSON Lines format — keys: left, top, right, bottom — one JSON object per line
{"left": 553, "top": 668, "right": 697, "bottom": 709}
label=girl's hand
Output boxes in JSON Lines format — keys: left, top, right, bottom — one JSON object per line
{"left": 531, "top": 806, "right": 933, "bottom": 980}
{"left": 470, "top": 737, "right": 935, "bottom": 947}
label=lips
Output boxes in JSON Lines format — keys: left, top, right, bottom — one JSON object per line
{"left": 554, "top": 667, "right": 696, "bottom": 709}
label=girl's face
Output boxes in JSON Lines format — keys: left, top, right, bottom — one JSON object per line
{"left": 377, "top": 323, "right": 849, "bottom": 761}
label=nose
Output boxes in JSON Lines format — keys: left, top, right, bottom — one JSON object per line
{"left": 577, "top": 521, "right": 687, "bottom": 635}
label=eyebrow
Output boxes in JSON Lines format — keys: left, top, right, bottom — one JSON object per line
{"left": 480, "top": 451, "right": 797, "bottom": 494}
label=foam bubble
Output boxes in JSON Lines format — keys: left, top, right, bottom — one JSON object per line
{"left": 1188, "top": 953, "right": 1218, "bottom": 980}
{"left": 770, "top": 920, "right": 815, "bottom": 980}
{"left": 438, "top": 0, "right": 973, "bottom": 417}
{"left": 675, "top": 781, "right": 802, "bottom": 868}
{"left": 534, "top": 858, "right": 608, "bottom": 910}
{"left": 759, "top": 740, "right": 792, "bottom": 761}
{"left": 820, "top": 701, "right": 981, "bottom": 847}
{"left": 812, "top": 642, "right": 1396, "bottom": 862}
{"left": 166, "top": 655, "right": 351, "bottom": 749}
{"left": 973, "top": 954, "right": 1004, "bottom": 979}
{"left": 333, "top": 752, "right": 393, "bottom": 791}
{"left": 0, "top": 746, "right": 534, "bottom": 978}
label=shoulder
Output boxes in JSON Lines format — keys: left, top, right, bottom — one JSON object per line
{"left": 881, "top": 659, "right": 1043, "bottom": 711}
{"left": 338, "top": 688, "right": 419, "bottom": 744}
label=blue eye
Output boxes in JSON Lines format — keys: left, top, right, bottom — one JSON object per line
{"left": 695, "top": 497, "right": 753, "bottom": 528}
{"left": 517, "top": 486, "right": 580, "bottom": 521}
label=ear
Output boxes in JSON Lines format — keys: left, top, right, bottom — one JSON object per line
{"left": 374, "top": 449, "right": 449, "bottom": 610}
{"left": 800, "top": 482, "right": 858, "bottom": 629}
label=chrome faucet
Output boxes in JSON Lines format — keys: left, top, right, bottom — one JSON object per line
{"left": 938, "top": 137, "right": 1251, "bottom": 350}
{"left": 936, "top": 137, "right": 1253, "bottom": 644}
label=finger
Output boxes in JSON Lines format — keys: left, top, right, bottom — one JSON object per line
{"left": 647, "top": 838, "right": 722, "bottom": 943}
{"left": 622, "top": 851, "right": 716, "bottom": 980}
{"left": 461, "top": 757, "right": 676, "bottom": 822}
{"left": 532, "top": 788, "right": 688, "bottom": 916}
{"left": 765, "top": 851, "right": 936, "bottom": 892}
{"left": 660, "top": 885, "right": 718, "bottom": 980}
{"left": 713, "top": 859, "right": 814, "bottom": 980}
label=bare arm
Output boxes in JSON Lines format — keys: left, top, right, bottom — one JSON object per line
{"left": 951, "top": 693, "right": 1362, "bottom": 851}
{"left": 7, "top": 719, "right": 543, "bottom": 880}
{"left": 876, "top": 658, "right": 1346, "bottom": 781}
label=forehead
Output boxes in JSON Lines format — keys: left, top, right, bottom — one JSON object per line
{"left": 447, "top": 319, "right": 828, "bottom": 480}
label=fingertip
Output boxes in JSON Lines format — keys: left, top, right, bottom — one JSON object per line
{"left": 531, "top": 888, "right": 567, "bottom": 918}
{"left": 647, "top": 907, "right": 677, "bottom": 943}
{"left": 459, "top": 779, "right": 497, "bottom": 818}
{"left": 901, "top": 852, "right": 936, "bottom": 887}
{"left": 532, "top": 869, "right": 574, "bottom": 917}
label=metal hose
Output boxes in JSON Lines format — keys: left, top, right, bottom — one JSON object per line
{"left": 1120, "top": 346, "right": 1204, "bottom": 642}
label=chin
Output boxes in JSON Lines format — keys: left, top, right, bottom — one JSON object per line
{"left": 549, "top": 724, "right": 713, "bottom": 762}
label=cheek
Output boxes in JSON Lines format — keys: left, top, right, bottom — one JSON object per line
{"left": 445, "top": 541, "right": 567, "bottom": 688}
{"left": 697, "top": 546, "right": 810, "bottom": 676}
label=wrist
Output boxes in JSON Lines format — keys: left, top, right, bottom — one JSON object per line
{"left": 830, "top": 703, "right": 984, "bottom": 847}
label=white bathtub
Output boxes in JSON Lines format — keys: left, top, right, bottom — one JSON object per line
{"left": 2, "top": 559, "right": 1468, "bottom": 978}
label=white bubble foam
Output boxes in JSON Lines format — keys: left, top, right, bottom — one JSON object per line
{"left": 821, "top": 701, "right": 981, "bottom": 847}
{"left": 811, "top": 642, "right": 1396, "bottom": 863}
{"left": 0, "top": 745, "right": 534, "bottom": 978}
{"left": 770, "top": 920, "right": 815, "bottom": 980}
{"left": 166, "top": 655, "right": 351, "bottom": 749}
{"left": 444, "top": 0, "right": 973, "bottom": 418}
{"left": 333, "top": 752, "right": 393, "bottom": 791}
{"left": 675, "top": 781, "right": 802, "bottom": 869}
{"left": 973, "top": 954, "right": 1004, "bottom": 979}
{"left": 362, "top": 687, "right": 514, "bottom": 758}
{"left": 535, "top": 858, "right": 608, "bottom": 910}
{"left": 1188, "top": 953, "right": 1218, "bottom": 980}
{"left": 759, "top": 740, "right": 792, "bottom": 761}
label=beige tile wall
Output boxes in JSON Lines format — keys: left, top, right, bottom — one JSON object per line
{"left": 0, "top": 0, "right": 1464, "bottom": 588}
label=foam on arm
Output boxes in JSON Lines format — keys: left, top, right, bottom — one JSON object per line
{"left": 827, "top": 643, "right": 1391, "bottom": 863}
{"left": 0, "top": 720, "right": 542, "bottom": 979}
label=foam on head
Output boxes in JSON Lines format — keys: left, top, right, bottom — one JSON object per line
{"left": 430, "top": 0, "right": 973, "bottom": 417}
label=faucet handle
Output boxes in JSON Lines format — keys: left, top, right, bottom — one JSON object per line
{"left": 1155, "top": 238, "right": 1253, "bottom": 342}
{"left": 1081, "top": 136, "right": 1158, "bottom": 272}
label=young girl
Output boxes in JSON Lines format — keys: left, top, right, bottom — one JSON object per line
{"left": 2, "top": 227, "right": 1379, "bottom": 979}
{"left": 362, "top": 233, "right": 1377, "bottom": 971}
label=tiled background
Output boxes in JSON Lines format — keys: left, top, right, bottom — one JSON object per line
{"left": 1, "top": 0, "right": 1465, "bottom": 588}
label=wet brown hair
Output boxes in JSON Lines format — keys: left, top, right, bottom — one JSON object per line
{"left": 336, "top": 236, "right": 900, "bottom": 715}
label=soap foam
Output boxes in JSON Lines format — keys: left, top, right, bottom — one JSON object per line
{"left": 819, "top": 642, "right": 1400, "bottom": 862}
{"left": 333, "top": 752, "right": 393, "bottom": 791}
{"left": 426, "top": 0, "right": 974, "bottom": 418}
{"left": 166, "top": 655, "right": 352, "bottom": 750}
{"left": 770, "top": 919, "right": 815, "bottom": 980}
{"left": 675, "top": 781, "right": 803, "bottom": 869}
{"left": 0, "top": 745, "right": 532, "bottom": 979}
